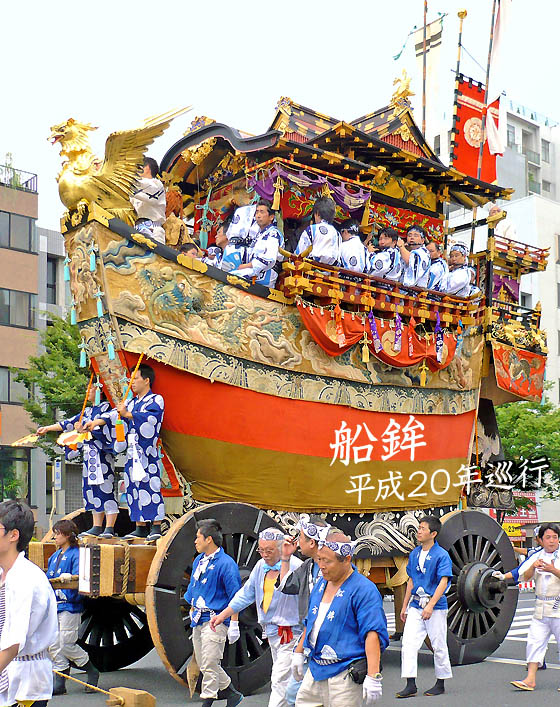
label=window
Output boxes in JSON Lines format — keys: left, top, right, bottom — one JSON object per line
{"left": 46, "top": 257, "right": 57, "bottom": 305}
{"left": 543, "top": 180, "right": 551, "bottom": 193}
{"left": 434, "top": 134, "right": 441, "bottom": 156}
{"left": 0, "top": 367, "right": 29, "bottom": 404}
{"left": 507, "top": 124, "right": 515, "bottom": 148}
{"left": 0, "top": 447, "right": 30, "bottom": 502}
{"left": 0, "top": 288, "right": 36, "bottom": 328}
{"left": 0, "top": 211, "right": 37, "bottom": 252}
{"left": 542, "top": 139, "right": 550, "bottom": 163}
{"left": 520, "top": 292, "right": 532, "bottom": 309}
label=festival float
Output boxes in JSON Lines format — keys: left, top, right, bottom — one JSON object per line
{"left": 26, "top": 75, "right": 548, "bottom": 694}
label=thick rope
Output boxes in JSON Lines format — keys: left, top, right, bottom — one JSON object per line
{"left": 119, "top": 541, "right": 131, "bottom": 596}
{"left": 52, "top": 669, "right": 124, "bottom": 704}
{"left": 78, "top": 372, "right": 95, "bottom": 426}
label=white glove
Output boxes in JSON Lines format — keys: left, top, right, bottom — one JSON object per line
{"left": 227, "top": 620, "right": 240, "bottom": 644}
{"left": 491, "top": 570, "right": 506, "bottom": 581}
{"left": 362, "top": 675, "right": 382, "bottom": 704}
{"left": 291, "top": 652, "right": 305, "bottom": 682}
{"left": 58, "top": 573, "right": 73, "bottom": 583}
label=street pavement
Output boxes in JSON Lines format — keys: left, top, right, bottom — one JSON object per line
{"left": 56, "top": 592, "right": 560, "bottom": 706}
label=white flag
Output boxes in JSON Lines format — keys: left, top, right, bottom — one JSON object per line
{"left": 413, "top": 16, "right": 445, "bottom": 141}
{"left": 487, "top": 0, "right": 513, "bottom": 156}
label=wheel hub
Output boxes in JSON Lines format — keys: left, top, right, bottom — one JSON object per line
{"left": 456, "top": 561, "right": 507, "bottom": 613}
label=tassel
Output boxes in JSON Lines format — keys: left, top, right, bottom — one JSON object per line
{"left": 456, "top": 319, "right": 464, "bottom": 356}
{"left": 115, "top": 418, "right": 125, "bottom": 443}
{"left": 94, "top": 290, "right": 104, "bottom": 318}
{"left": 108, "top": 340, "right": 115, "bottom": 360}
{"left": 272, "top": 177, "right": 283, "bottom": 211}
{"left": 334, "top": 305, "right": 346, "bottom": 348}
{"left": 435, "top": 312, "right": 443, "bottom": 363}
{"left": 408, "top": 316, "right": 416, "bottom": 358}
{"left": 94, "top": 377, "right": 101, "bottom": 406}
{"left": 70, "top": 301, "right": 77, "bottom": 325}
{"left": 361, "top": 331, "right": 370, "bottom": 362}
{"left": 360, "top": 197, "right": 371, "bottom": 229}
{"left": 79, "top": 342, "right": 87, "bottom": 368}
{"left": 89, "top": 248, "right": 96, "bottom": 272}
{"left": 367, "top": 312, "right": 383, "bottom": 353}
{"left": 63, "top": 255, "right": 70, "bottom": 282}
{"left": 419, "top": 360, "right": 428, "bottom": 387}
{"left": 394, "top": 313, "right": 402, "bottom": 353}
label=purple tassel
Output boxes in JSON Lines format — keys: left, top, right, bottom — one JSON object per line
{"left": 456, "top": 319, "right": 464, "bottom": 356}
{"left": 367, "top": 312, "right": 382, "bottom": 353}
{"left": 435, "top": 312, "right": 443, "bottom": 363}
{"left": 394, "top": 313, "right": 402, "bottom": 353}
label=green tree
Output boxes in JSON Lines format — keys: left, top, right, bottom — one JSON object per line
{"left": 495, "top": 397, "right": 560, "bottom": 498}
{"left": 12, "top": 315, "right": 90, "bottom": 459}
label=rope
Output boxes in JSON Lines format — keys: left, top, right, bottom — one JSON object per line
{"left": 117, "top": 352, "right": 145, "bottom": 423}
{"left": 78, "top": 372, "right": 95, "bottom": 426}
{"left": 52, "top": 669, "right": 124, "bottom": 704}
{"left": 119, "top": 541, "right": 131, "bottom": 596}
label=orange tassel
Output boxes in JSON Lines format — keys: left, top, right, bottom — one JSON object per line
{"left": 115, "top": 419, "right": 125, "bottom": 443}
{"left": 334, "top": 305, "right": 346, "bottom": 348}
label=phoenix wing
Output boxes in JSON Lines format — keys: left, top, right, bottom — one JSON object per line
{"left": 95, "top": 107, "right": 191, "bottom": 204}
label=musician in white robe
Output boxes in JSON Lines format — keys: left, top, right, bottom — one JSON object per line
{"left": 130, "top": 157, "right": 166, "bottom": 243}
{"left": 489, "top": 204, "right": 517, "bottom": 239}
{"left": 426, "top": 241, "right": 449, "bottom": 292}
{"left": 445, "top": 243, "right": 471, "bottom": 297}
{"left": 295, "top": 198, "right": 340, "bottom": 265}
{"left": 368, "top": 227, "right": 402, "bottom": 282}
{"left": 230, "top": 201, "right": 284, "bottom": 288}
{"left": 398, "top": 225, "right": 431, "bottom": 288}
{"left": 507, "top": 523, "right": 560, "bottom": 691}
{"left": 339, "top": 220, "right": 367, "bottom": 273}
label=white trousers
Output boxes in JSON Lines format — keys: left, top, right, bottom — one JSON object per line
{"left": 49, "top": 611, "right": 89, "bottom": 670}
{"left": 295, "top": 667, "right": 363, "bottom": 707}
{"left": 191, "top": 622, "right": 231, "bottom": 699}
{"left": 268, "top": 632, "right": 299, "bottom": 707}
{"left": 401, "top": 606, "right": 452, "bottom": 679}
{"left": 526, "top": 616, "right": 560, "bottom": 667}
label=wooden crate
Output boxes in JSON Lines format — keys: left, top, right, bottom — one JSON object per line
{"left": 28, "top": 541, "right": 57, "bottom": 571}
{"left": 78, "top": 543, "right": 157, "bottom": 597}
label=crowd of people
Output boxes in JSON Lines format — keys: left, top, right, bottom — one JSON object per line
{"left": 129, "top": 157, "right": 481, "bottom": 298}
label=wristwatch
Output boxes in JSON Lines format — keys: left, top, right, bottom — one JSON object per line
{"left": 370, "top": 673, "right": 383, "bottom": 680}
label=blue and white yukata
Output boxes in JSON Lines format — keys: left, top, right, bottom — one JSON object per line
{"left": 47, "top": 545, "right": 90, "bottom": 671}
{"left": 229, "top": 556, "right": 302, "bottom": 707}
{"left": 401, "top": 541, "right": 453, "bottom": 680}
{"left": 61, "top": 402, "right": 118, "bottom": 516}
{"left": 340, "top": 236, "right": 367, "bottom": 273}
{"left": 401, "top": 245, "right": 431, "bottom": 288}
{"left": 296, "top": 569, "right": 388, "bottom": 707}
{"left": 446, "top": 265, "right": 471, "bottom": 297}
{"left": 295, "top": 221, "right": 341, "bottom": 265}
{"left": 231, "top": 224, "right": 284, "bottom": 288}
{"left": 368, "top": 246, "right": 402, "bottom": 281}
{"left": 426, "top": 257, "right": 449, "bottom": 292}
{"left": 184, "top": 548, "right": 242, "bottom": 700}
{"left": 105, "top": 392, "right": 165, "bottom": 522}
{"left": 219, "top": 242, "right": 245, "bottom": 273}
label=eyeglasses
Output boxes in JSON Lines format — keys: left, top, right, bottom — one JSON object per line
{"left": 257, "top": 548, "right": 276, "bottom": 555}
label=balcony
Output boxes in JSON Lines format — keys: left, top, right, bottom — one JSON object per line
{"left": 528, "top": 180, "right": 541, "bottom": 194}
{"left": 522, "top": 147, "right": 541, "bottom": 165}
{"left": 0, "top": 165, "right": 37, "bottom": 193}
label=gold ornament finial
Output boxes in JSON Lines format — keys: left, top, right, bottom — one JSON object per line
{"left": 458, "top": 9, "right": 467, "bottom": 19}
{"left": 390, "top": 70, "right": 415, "bottom": 113}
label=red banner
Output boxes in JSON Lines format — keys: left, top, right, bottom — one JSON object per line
{"left": 492, "top": 342, "right": 545, "bottom": 402}
{"left": 452, "top": 77, "right": 500, "bottom": 184}
{"left": 366, "top": 202, "right": 444, "bottom": 242}
{"left": 298, "top": 303, "right": 456, "bottom": 370}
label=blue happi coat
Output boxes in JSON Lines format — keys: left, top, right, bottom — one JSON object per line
{"left": 104, "top": 391, "right": 165, "bottom": 522}
{"left": 406, "top": 541, "right": 452, "bottom": 611}
{"left": 184, "top": 548, "right": 242, "bottom": 627}
{"left": 402, "top": 245, "right": 431, "bottom": 288}
{"left": 46, "top": 545, "right": 83, "bottom": 614}
{"left": 231, "top": 224, "right": 284, "bottom": 287}
{"left": 61, "top": 402, "right": 118, "bottom": 515}
{"left": 368, "top": 247, "right": 402, "bottom": 281}
{"left": 303, "top": 568, "right": 388, "bottom": 680}
{"left": 426, "top": 257, "right": 449, "bottom": 292}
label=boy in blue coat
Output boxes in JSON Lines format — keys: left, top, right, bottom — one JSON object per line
{"left": 184, "top": 519, "right": 243, "bottom": 706}
{"left": 47, "top": 519, "right": 99, "bottom": 695}
{"left": 397, "top": 515, "right": 453, "bottom": 698}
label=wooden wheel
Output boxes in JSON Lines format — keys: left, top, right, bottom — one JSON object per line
{"left": 78, "top": 597, "right": 153, "bottom": 672}
{"left": 41, "top": 507, "right": 135, "bottom": 541}
{"left": 146, "top": 502, "right": 281, "bottom": 695}
{"left": 438, "top": 510, "right": 518, "bottom": 665}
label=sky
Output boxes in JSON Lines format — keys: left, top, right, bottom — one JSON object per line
{"left": 2, "top": 0, "right": 558, "bottom": 231}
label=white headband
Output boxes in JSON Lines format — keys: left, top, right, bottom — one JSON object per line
{"left": 296, "top": 514, "right": 331, "bottom": 542}
{"left": 318, "top": 539, "right": 356, "bottom": 557}
{"left": 259, "top": 529, "right": 285, "bottom": 542}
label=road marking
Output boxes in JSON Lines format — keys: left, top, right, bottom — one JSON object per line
{"left": 485, "top": 656, "right": 560, "bottom": 669}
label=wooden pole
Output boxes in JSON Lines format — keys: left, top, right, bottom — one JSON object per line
{"left": 470, "top": 0, "right": 498, "bottom": 255}
{"left": 422, "top": 0, "right": 428, "bottom": 135}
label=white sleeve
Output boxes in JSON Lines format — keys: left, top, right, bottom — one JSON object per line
{"left": 369, "top": 251, "right": 391, "bottom": 277}
{"left": 295, "top": 227, "right": 312, "bottom": 256}
{"left": 2, "top": 581, "right": 33, "bottom": 651}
